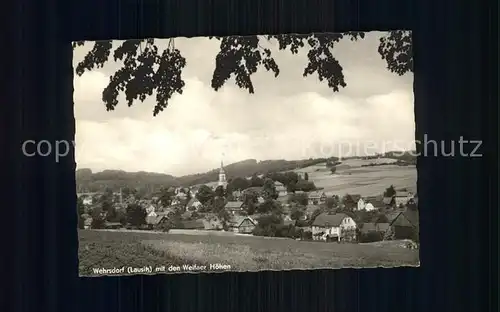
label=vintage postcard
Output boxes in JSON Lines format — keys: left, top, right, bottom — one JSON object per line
{"left": 73, "top": 31, "right": 418, "bottom": 277}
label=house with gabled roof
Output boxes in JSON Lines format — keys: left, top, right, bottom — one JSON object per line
{"left": 308, "top": 191, "right": 327, "bottom": 205}
{"left": 186, "top": 198, "right": 202, "bottom": 210}
{"left": 365, "top": 195, "right": 385, "bottom": 210}
{"left": 311, "top": 212, "right": 357, "bottom": 242}
{"left": 229, "top": 216, "right": 256, "bottom": 234}
{"left": 274, "top": 181, "right": 288, "bottom": 197}
{"left": 224, "top": 201, "right": 245, "bottom": 215}
{"left": 146, "top": 214, "right": 169, "bottom": 229}
{"left": 385, "top": 208, "right": 419, "bottom": 240}
{"left": 394, "top": 191, "right": 412, "bottom": 207}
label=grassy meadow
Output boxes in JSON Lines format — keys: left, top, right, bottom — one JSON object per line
{"left": 293, "top": 158, "right": 417, "bottom": 196}
{"left": 79, "top": 229, "right": 419, "bottom": 276}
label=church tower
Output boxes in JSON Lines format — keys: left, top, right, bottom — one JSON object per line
{"left": 218, "top": 160, "right": 227, "bottom": 188}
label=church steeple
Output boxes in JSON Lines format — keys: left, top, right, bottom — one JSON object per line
{"left": 218, "top": 159, "right": 227, "bottom": 187}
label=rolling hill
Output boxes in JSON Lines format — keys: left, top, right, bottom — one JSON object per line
{"left": 76, "top": 158, "right": 331, "bottom": 193}
{"left": 76, "top": 151, "right": 417, "bottom": 194}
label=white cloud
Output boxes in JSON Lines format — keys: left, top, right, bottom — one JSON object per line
{"left": 73, "top": 32, "right": 415, "bottom": 176}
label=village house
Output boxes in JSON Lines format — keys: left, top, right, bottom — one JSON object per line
{"left": 83, "top": 217, "right": 92, "bottom": 229}
{"left": 356, "top": 197, "right": 366, "bottom": 211}
{"left": 274, "top": 181, "right": 288, "bottom": 197}
{"left": 171, "top": 197, "right": 182, "bottom": 206}
{"left": 186, "top": 198, "right": 202, "bottom": 210}
{"left": 394, "top": 191, "right": 412, "bottom": 207}
{"left": 82, "top": 196, "right": 93, "bottom": 206}
{"left": 224, "top": 201, "right": 245, "bottom": 215}
{"left": 147, "top": 210, "right": 157, "bottom": 218}
{"left": 385, "top": 208, "right": 419, "bottom": 240}
{"left": 311, "top": 212, "right": 357, "bottom": 242}
{"left": 407, "top": 193, "right": 418, "bottom": 209}
{"left": 189, "top": 187, "right": 200, "bottom": 196}
{"left": 146, "top": 213, "right": 169, "bottom": 229}
{"left": 145, "top": 204, "right": 156, "bottom": 215}
{"left": 308, "top": 191, "right": 327, "bottom": 205}
{"left": 229, "top": 216, "right": 257, "bottom": 234}
{"left": 364, "top": 196, "right": 386, "bottom": 211}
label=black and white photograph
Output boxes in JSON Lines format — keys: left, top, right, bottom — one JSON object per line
{"left": 73, "top": 31, "right": 419, "bottom": 277}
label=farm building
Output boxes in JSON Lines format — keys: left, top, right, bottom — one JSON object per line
{"left": 146, "top": 214, "right": 168, "bottom": 229}
{"left": 83, "top": 217, "right": 92, "bottom": 229}
{"left": 385, "top": 208, "right": 419, "bottom": 240}
{"left": 274, "top": 181, "right": 288, "bottom": 197}
{"left": 356, "top": 197, "right": 366, "bottom": 211}
{"left": 365, "top": 196, "right": 385, "bottom": 209}
{"left": 394, "top": 191, "right": 412, "bottom": 207}
{"left": 82, "top": 196, "right": 93, "bottom": 206}
{"left": 311, "top": 213, "right": 357, "bottom": 242}
{"left": 308, "top": 191, "right": 327, "bottom": 205}
{"left": 225, "top": 201, "right": 245, "bottom": 215}
{"left": 229, "top": 216, "right": 257, "bottom": 234}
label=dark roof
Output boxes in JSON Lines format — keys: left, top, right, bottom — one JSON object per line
{"left": 230, "top": 216, "right": 256, "bottom": 227}
{"left": 225, "top": 201, "right": 244, "bottom": 209}
{"left": 312, "top": 213, "right": 351, "bottom": 227}
{"left": 388, "top": 209, "right": 419, "bottom": 228}
{"left": 385, "top": 211, "right": 401, "bottom": 223}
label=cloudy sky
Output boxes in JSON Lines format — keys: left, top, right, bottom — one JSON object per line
{"left": 73, "top": 31, "right": 414, "bottom": 176}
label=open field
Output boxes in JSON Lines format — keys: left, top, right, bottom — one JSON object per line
{"left": 293, "top": 158, "right": 417, "bottom": 196}
{"left": 79, "top": 229, "right": 419, "bottom": 276}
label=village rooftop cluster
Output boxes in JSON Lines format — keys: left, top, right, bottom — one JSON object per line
{"left": 77, "top": 158, "right": 419, "bottom": 246}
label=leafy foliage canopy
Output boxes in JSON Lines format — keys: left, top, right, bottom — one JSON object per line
{"left": 73, "top": 31, "right": 412, "bottom": 116}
